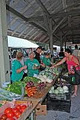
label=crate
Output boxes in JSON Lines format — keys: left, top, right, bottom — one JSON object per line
{"left": 47, "top": 95, "right": 71, "bottom": 113}
{"left": 0, "top": 100, "right": 33, "bottom": 119}
{"left": 35, "top": 103, "right": 47, "bottom": 116}
{"left": 47, "top": 99, "right": 71, "bottom": 113}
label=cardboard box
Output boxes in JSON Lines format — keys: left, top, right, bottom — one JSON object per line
{"left": 35, "top": 103, "right": 47, "bottom": 115}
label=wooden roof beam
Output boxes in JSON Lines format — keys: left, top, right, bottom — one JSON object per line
{"left": 6, "top": 4, "right": 47, "bottom": 33}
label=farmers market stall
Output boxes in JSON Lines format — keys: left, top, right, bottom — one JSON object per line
{"left": 0, "top": 66, "right": 71, "bottom": 120}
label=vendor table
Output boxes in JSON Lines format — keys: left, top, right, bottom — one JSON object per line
{"left": 18, "top": 100, "right": 39, "bottom": 120}
{"left": 22, "top": 75, "right": 59, "bottom": 120}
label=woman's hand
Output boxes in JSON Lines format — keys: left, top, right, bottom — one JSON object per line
{"left": 50, "top": 64, "right": 56, "bottom": 68}
{"left": 22, "top": 65, "right": 27, "bottom": 70}
{"left": 34, "top": 66, "right": 38, "bottom": 69}
{"left": 40, "top": 63, "right": 45, "bottom": 67}
{"left": 16, "top": 65, "right": 27, "bottom": 73}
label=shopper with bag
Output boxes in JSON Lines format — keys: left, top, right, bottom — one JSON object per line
{"left": 51, "top": 48, "right": 80, "bottom": 97}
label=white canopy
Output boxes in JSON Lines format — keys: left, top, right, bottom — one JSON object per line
{"left": 8, "top": 36, "right": 38, "bottom": 48}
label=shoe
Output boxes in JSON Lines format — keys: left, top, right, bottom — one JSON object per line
{"left": 71, "top": 94, "right": 77, "bottom": 98}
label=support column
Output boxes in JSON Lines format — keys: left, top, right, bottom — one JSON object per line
{"left": 60, "top": 33, "right": 63, "bottom": 49}
{"left": 49, "top": 19, "right": 53, "bottom": 60}
{"left": 0, "top": 0, "right": 10, "bottom": 86}
{"left": 65, "top": 37, "right": 67, "bottom": 50}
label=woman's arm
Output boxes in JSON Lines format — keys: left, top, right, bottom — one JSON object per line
{"left": 16, "top": 66, "right": 27, "bottom": 73}
{"left": 51, "top": 57, "right": 66, "bottom": 68}
{"left": 73, "top": 57, "right": 79, "bottom": 66}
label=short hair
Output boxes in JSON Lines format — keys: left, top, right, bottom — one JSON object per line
{"left": 75, "top": 45, "right": 78, "bottom": 49}
{"left": 36, "top": 46, "right": 42, "bottom": 50}
{"left": 28, "top": 51, "right": 35, "bottom": 57}
{"left": 44, "top": 52, "right": 50, "bottom": 56}
{"left": 65, "top": 49, "right": 72, "bottom": 54}
{"left": 60, "top": 48, "right": 63, "bottom": 51}
{"left": 16, "top": 51, "right": 23, "bottom": 59}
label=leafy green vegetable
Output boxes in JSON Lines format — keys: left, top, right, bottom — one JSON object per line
{"left": 23, "top": 76, "right": 40, "bottom": 83}
{"left": 6, "top": 81, "right": 26, "bottom": 95}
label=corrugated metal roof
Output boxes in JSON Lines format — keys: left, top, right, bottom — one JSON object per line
{"left": 6, "top": 0, "right": 80, "bottom": 45}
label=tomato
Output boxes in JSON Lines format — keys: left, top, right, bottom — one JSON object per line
{"left": 14, "top": 111, "right": 21, "bottom": 118}
{"left": 0, "top": 118, "right": 5, "bottom": 120}
{"left": 16, "top": 105, "right": 21, "bottom": 110}
{"left": 20, "top": 105, "right": 27, "bottom": 113}
{"left": 6, "top": 112, "right": 14, "bottom": 118}
{"left": 7, "top": 118, "right": 15, "bottom": 120}
{"left": 0, "top": 114, "right": 7, "bottom": 120}
{"left": 12, "top": 108, "right": 18, "bottom": 113}
{"left": 21, "top": 105, "right": 27, "bottom": 109}
{"left": 4, "top": 108, "right": 12, "bottom": 114}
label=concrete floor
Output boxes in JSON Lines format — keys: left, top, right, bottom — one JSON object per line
{"left": 36, "top": 85, "right": 80, "bottom": 120}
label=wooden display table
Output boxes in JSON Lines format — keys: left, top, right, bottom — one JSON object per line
{"left": 18, "top": 100, "right": 39, "bottom": 120}
{"left": 19, "top": 75, "right": 59, "bottom": 120}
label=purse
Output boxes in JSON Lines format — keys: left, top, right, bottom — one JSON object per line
{"left": 69, "top": 73, "right": 80, "bottom": 85}
{"left": 73, "top": 66, "right": 80, "bottom": 76}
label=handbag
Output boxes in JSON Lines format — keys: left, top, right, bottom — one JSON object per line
{"left": 69, "top": 73, "right": 80, "bottom": 85}
{"left": 73, "top": 66, "right": 80, "bottom": 76}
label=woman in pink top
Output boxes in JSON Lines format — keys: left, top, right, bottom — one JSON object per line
{"left": 51, "top": 49, "right": 80, "bottom": 97}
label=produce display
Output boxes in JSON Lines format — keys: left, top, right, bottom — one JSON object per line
{"left": 37, "top": 67, "right": 59, "bottom": 83}
{"left": 5, "top": 77, "right": 40, "bottom": 96}
{"left": 23, "top": 77, "right": 40, "bottom": 83}
{"left": 49, "top": 85, "right": 69, "bottom": 94}
{"left": 48, "top": 85, "right": 69, "bottom": 100}
{"left": 0, "top": 100, "right": 33, "bottom": 120}
{"left": 0, "top": 88, "right": 22, "bottom": 101}
{"left": 37, "top": 82, "right": 46, "bottom": 90}
{"left": 6, "top": 81, "right": 25, "bottom": 95}
{"left": 0, "top": 101, "right": 6, "bottom": 108}
{"left": 25, "top": 81, "right": 37, "bottom": 97}
{"left": 26, "top": 81, "right": 34, "bottom": 88}
{"left": 25, "top": 80, "right": 46, "bottom": 97}
{"left": 25, "top": 86, "right": 37, "bottom": 97}
{"left": 0, "top": 65, "right": 69, "bottom": 119}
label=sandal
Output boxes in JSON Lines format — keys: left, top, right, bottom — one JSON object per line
{"left": 71, "top": 94, "right": 77, "bottom": 98}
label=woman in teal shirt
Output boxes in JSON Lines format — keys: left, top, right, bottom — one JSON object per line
{"left": 25, "top": 52, "right": 40, "bottom": 77}
{"left": 11, "top": 51, "right": 27, "bottom": 82}
{"left": 41, "top": 52, "right": 51, "bottom": 67}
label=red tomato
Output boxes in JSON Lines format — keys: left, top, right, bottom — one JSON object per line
{"left": 20, "top": 105, "right": 27, "bottom": 113}
{"left": 21, "top": 105, "right": 27, "bottom": 109}
{"left": 0, "top": 114, "right": 7, "bottom": 120}
{"left": 7, "top": 118, "right": 15, "bottom": 120}
{"left": 14, "top": 111, "right": 21, "bottom": 118}
{"left": 12, "top": 108, "right": 18, "bottom": 113}
{"left": 4, "top": 108, "right": 12, "bottom": 114}
{"left": 0, "top": 118, "right": 5, "bottom": 120}
{"left": 16, "top": 105, "right": 21, "bottom": 110}
{"left": 6, "top": 112, "right": 14, "bottom": 118}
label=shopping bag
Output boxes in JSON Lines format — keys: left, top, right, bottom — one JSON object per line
{"left": 69, "top": 73, "right": 80, "bottom": 85}
{"left": 73, "top": 66, "right": 80, "bottom": 76}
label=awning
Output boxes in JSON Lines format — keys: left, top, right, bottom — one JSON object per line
{"left": 8, "top": 36, "right": 39, "bottom": 48}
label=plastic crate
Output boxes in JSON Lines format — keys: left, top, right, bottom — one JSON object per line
{"left": 47, "top": 92, "right": 71, "bottom": 113}
{"left": 47, "top": 83, "right": 71, "bottom": 113}
{"left": 47, "top": 99, "right": 71, "bottom": 113}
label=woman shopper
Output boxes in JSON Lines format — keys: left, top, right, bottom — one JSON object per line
{"left": 11, "top": 51, "right": 27, "bottom": 82}
{"left": 51, "top": 48, "right": 80, "bottom": 97}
